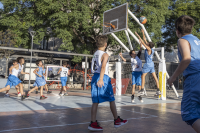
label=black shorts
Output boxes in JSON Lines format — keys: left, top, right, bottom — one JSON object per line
{"left": 185, "top": 118, "right": 199, "bottom": 126}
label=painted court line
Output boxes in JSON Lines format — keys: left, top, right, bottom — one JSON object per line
{"left": 0, "top": 109, "right": 158, "bottom": 132}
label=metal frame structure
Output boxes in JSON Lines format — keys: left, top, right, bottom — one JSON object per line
{"left": 104, "top": 3, "right": 179, "bottom": 98}
{"left": 0, "top": 46, "right": 92, "bottom": 90}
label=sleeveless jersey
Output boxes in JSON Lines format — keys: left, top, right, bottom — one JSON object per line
{"left": 60, "top": 67, "right": 69, "bottom": 77}
{"left": 18, "top": 63, "right": 24, "bottom": 77}
{"left": 11, "top": 68, "right": 19, "bottom": 77}
{"left": 178, "top": 34, "right": 200, "bottom": 76}
{"left": 91, "top": 50, "right": 109, "bottom": 75}
{"left": 131, "top": 56, "right": 142, "bottom": 71}
{"left": 144, "top": 49, "right": 154, "bottom": 67}
{"left": 36, "top": 67, "right": 44, "bottom": 77}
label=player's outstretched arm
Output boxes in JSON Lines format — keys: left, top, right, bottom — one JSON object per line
{"left": 119, "top": 53, "right": 126, "bottom": 62}
{"left": 135, "top": 32, "right": 151, "bottom": 51}
{"left": 167, "top": 39, "right": 191, "bottom": 85}
{"left": 141, "top": 29, "right": 148, "bottom": 44}
{"left": 97, "top": 53, "right": 109, "bottom": 88}
{"left": 57, "top": 68, "right": 62, "bottom": 74}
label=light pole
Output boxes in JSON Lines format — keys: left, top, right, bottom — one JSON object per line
{"left": 28, "top": 31, "right": 36, "bottom": 91}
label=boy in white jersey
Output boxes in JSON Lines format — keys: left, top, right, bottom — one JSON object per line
{"left": 0, "top": 60, "right": 24, "bottom": 96}
{"left": 57, "top": 61, "right": 70, "bottom": 96}
{"left": 119, "top": 41, "right": 143, "bottom": 103}
{"left": 88, "top": 35, "right": 128, "bottom": 131}
{"left": 168, "top": 15, "right": 200, "bottom": 132}
{"left": 5, "top": 57, "right": 29, "bottom": 97}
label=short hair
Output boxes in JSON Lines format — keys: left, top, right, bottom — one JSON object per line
{"left": 62, "top": 61, "right": 68, "bottom": 66}
{"left": 36, "top": 60, "right": 42, "bottom": 66}
{"left": 96, "top": 35, "right": 108, "bottom": 47}
{"left": 12, "top": 60, "right": 17, "bottom": 63}
{"left": 175, "top": 15, "right": 195, "bottom": 35}
{"left": 17, "top": 57, "right": 24, "bottom": 62}
{"left": 129, "top": 50, "right": 135, "bottom": 56}
{"left": 149, "top": 42, "right": 154, "bottom": 48}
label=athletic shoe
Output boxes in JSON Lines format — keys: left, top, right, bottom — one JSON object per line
{"left": 40, "top": 95, "right": 47, "bottom": 100}
{"left": 25, "top": 94, "right": 29, "bottom": 99}
{"left": 47, "top": 91, "right": 52, "bottom": 94}
{"left": 59, "top": 92, "right": 63, "bottom": 96}
{"left": 18, "top": 92, "right": 21, "bottom": 97}
{"left": 131, "top": 95, "right": 134, "bottom": 103}
{"left": 63, "top": 92, "right": 68, "bottom": 96}
{"left": 88, "top": 121, "right": 103, "bottom": 131}
{"left": 114, "top": 116, "right": 128, "bottom": 128}
{"left": 4, "top": 93, "right": 10, "bottom": 97}
{"left": 138, "top": 96, "right": 143, "bottom": 103}
{"left": 21, "top": 95, "right": 26, "bottom": 101}
{"left": 154, "top": 90, "right": 161, "bottom": 97}
{"left": 35, "top": 91, "right": 38, "bottom": 94}
{"left": 138, "top": 89, "right": 145, "bottom": 96}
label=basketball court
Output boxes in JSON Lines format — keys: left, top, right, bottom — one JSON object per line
{"left": 0, "top": 88, "right": 195, "bottom": 133}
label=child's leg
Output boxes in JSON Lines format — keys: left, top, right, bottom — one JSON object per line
{"left": 132, "top": 85, "right": 135, "bottom": 95}
{"left": 192, "top": 119, "right": 200, "bottom": 133}
{"left": 40, "top": 86, "right": 44, "bottom": 96}
{"left": 91, "top": 103, "right": 99, "bottom": 122}
{"left": 28, "top": 86, "right": 38, "bottom": 94}
{"left": 141, "top": 73, "right": 147, "bottom": 89}
{"left": 0, "top": 85, "right": 10, "bottom": 93}
{"left": 151, "top": 72, "right": 159, "bottom": 89}
{"left": 15, "top": 85, "right": 20, "bottom": 93}
{"left": 109, "top": 101, "right": 118, "bottom": 119}
{"left": 19, "top": 83, "right": 24, "bottom": 95}
{"left": 45, "top": 84, "right": 48, "bottom": 91}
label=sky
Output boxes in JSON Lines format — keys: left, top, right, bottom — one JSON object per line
{"left": 0, "top": 2, "right": 3, "bottom": 9}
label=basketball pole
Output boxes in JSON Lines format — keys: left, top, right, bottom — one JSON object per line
{"left": 124, "top": 30, "right": 133, "bottom": 50}
{"left": 111, "top": 33, "right": 130, "bottom": 52}
{"left": 127, "top": 9, "right": 179, "bottom": 98}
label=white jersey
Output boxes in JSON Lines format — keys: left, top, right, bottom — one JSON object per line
{"left": 131, "top": 56, "right": 142, "bottom": 71}
{"left": 60, "top": 67, "right": 69, "bottom": 77}
{"left": 11, "top": 67, "right": 19, "bottom": 77}
{"left": 18, "top": 63, "right": 24, "bottom": 77}
{"left": 91, "top": 50, "right": 109, "bottom": 75}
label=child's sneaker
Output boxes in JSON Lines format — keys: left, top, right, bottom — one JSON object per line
{"left": 21, "top": 95, "right": 26, "bottom": 101}
{"left": 138, "top": 96, "right": 143, "bottom": 103}
{"left": 154, "top": 90, "right": 161, "bottom": 97}
{"left": 18, "top": 92, "right": 21, "bottom": 97}
{"left": 25, "top": 94, "right": 30, "bottom": 99}
{"left": 88, "top": 121, "right": 103, "bottom": 131}
{"left": 47, "top": 91, "right": 52, "bottom": 94}
{"left": 138, "top": 89, "right": 145, "bottom": 96}
{"left": 131, "top": 95, "right": 134, "bottom": 103}
{"left": 63, "top": 92, "right": 68, "bottom": 96}
{"left": 59, "top": 92, "right": 63, "bottom": 96}
{"left": 4, "top": 93, "right": 10, "bottom": 97}
{"left": 40, "top": 95, "right": 47, "bottom": 100}
{"left": 114, "top": 116, "right": 128, "bottom": 128}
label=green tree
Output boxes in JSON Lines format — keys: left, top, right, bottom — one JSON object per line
{"left": 158, "top": 0, "right": 200, "bottom": 51}
{"left": 0, "top": 0, "right": 172, "bottom": 62}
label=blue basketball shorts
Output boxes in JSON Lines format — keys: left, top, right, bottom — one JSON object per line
{"left": 91, "top": 73, "right": 115, "bottom": 103}
{"left": 132, "top": 71, "right": 142, "bottom": 86}
{"left": 60, "top": 77, "right": 68, "bottom": 87}
{"left": 5, "top": 75, "right": 22, "bottom": 87}
{"left": 33, "top": 77, "right": 46, "bottom": 87}
{"left": 142, "top": 64, "right": 155, "bottom": 74}
{"left": 181, "top": 72, "right": 200, "bottom": 123}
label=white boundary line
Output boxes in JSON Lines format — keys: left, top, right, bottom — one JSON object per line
{"left": 0, "top": 109, "right": 158, "bottom": 132}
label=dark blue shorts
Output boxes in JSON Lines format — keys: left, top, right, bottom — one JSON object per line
{"left": 185, "top": 118, "right": 199, "bottom": 126}
{"left": 132, "top": 71, "right": 142, "bottom": 86}
{"left": 91, "top": 73, "right": 115, "bottom": 103}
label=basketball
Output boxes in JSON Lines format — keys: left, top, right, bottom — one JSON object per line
{"left": 140, "top": 16, "right": 147, "bottom": 24}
